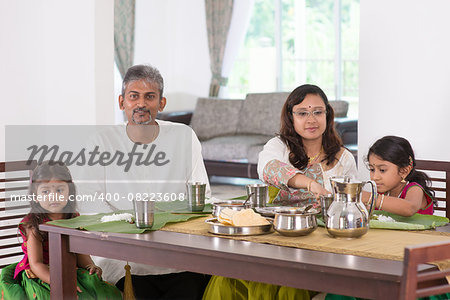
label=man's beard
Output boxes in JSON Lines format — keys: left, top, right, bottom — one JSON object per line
{"left": 132, "top": 108, "right": 152, "bottom": 125}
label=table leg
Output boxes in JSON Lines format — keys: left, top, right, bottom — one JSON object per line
{"left": 48, "top": 232, "right": 77, "bottom": 299}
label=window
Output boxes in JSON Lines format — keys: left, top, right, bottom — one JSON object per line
{"left": 228, "top": 0, "right": 360, "bottom": 117}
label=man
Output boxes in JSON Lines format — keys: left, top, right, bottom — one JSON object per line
{"left": 76, "top": 65, "right": 211, "bottom": 299}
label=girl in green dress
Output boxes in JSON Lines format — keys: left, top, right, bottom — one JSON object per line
{"left": 1, "top": 161, "right": 122, "bottom": 300}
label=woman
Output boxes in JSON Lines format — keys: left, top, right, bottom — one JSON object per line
{"left": 258, "top": 84, "right": 357, "bottom": 205}
{"left": 202, "top": 85, "right": 358, "bottom": 300}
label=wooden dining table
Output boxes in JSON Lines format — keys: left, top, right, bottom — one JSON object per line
{"left": 40, "top": 223, "right": 450, "bottom": 300}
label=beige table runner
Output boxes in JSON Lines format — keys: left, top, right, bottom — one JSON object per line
{"left": 161, "top": 216, "right": 450, "bottom": 261}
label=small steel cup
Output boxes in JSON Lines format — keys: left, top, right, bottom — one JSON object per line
{"left": 186, "top": 182, "right": 206, "bottom": 212}
{"left": 319, "top": 194, "right": 334, "bottom": 223}
{"left": 245, "top": 183, "right": 268, "bottom": 208}
{"left": 132, "top": 199, "right": 155, "bottom": 228}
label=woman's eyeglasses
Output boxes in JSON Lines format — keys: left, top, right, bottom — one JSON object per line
{"left": 292, "top": 110, "right": 326, "bottom": 119}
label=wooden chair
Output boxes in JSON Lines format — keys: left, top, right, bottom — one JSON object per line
{"left": 415, "top": 159, "right": 450, "bottom": 218}
{"left": 0, "top": 160, "right": 36, "bottom": 270}
{"left": 400, "top": 240, "right": 450, "bottom": 299}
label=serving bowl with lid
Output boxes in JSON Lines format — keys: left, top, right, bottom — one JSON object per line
{"left": 273, "top": 207, "right": 319, "bottom": 236}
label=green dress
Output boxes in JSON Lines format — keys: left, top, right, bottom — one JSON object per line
{"left": 1, "top": 262, "right": 122, "bottom": 300}
{"left": 1, "top": 214, "right": 122, "bottom": 300}
{"left": 0, "top": 263, "right": 27, "bottom": 300}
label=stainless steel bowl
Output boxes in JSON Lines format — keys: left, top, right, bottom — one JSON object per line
{"left": 273, "top": 207, "right": 318, "bottom": 236}
{"left": 211, "top": 201, "right": 251, "bottom": 217}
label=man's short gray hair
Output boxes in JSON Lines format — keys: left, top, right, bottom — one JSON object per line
{"left": 121, "top": 65, "right": 164, "bottom": 99}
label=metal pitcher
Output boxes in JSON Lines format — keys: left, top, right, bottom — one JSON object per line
{"left": 326, "top": 176, "right": 377, "bottom": 238}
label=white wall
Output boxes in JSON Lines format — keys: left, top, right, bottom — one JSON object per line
{"left": 0, "top": 0, "right": 114, "bottom": 161}
{"left": 133, "top": 0, "right": 210, "bottom": 112}
{"left": 358, "top": 0, "right": 450, "bottom": 179}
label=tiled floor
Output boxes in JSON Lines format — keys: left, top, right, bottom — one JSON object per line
{"left": 209, "top": 176, "right": 263, "bottom": 200}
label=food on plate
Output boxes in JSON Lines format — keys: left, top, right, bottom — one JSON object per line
{"left": 218, "top": 208, "right": 270, "bottom": 226}
{"left": 217, "top": 207, "right": 235, "bottom": 225}
{"left": 233, "top": 209, "right": 270, "bottom": 226}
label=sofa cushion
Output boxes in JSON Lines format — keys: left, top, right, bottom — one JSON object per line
{"left": 190, "top": 97, "right": 244, "bottom": 140}
{"left": 201, "top": 135, "right": 272, "bottom": 162}
{"left": 329, "top": 100, "right": 349, "bottom": 117}
{"left": 236, "top": 92, "right": 290, "bottom": 136}
{"left": 247, "top": 144, "right": 265, "bottom": 164}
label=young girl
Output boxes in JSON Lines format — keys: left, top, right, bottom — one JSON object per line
{"left": 365, "top": 135, "right": 435, "bottom": 216}
{"left": 324, "top": 137, "right": 443, "bottom": 300}
{"left": 12, "top": 161, "right": 122, "bottom": 299}
{"left": 258, "top": 84, "right": 357, "bottom": 206}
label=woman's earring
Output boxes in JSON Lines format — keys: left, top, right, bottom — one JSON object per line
{"left": 401, "top": 177, "right": 406, "bottom": 183}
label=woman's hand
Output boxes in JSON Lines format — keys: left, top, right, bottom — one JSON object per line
{"left": 85, "top": 263, "right": 102, "bottom": 279}
{"left": 308, "top": 180, "right": 330, "bottom": 198}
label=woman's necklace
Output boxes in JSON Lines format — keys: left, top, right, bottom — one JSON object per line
{"left": 308, "top": 147, "right": 323, "bottom": 163}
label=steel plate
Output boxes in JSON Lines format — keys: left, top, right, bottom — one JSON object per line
{"left": 205, "top": 218, "right": 273, "bottom": 236}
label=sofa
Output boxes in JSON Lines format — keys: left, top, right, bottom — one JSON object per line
{"left": 157, "top": 93, "right": 357, "bottom": 179}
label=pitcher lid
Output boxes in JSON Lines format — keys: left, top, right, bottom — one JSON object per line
{"left": 330, "top": 176, "right": 362, "bottom": 184}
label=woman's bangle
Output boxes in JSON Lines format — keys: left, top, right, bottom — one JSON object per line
{"left": 378, "top": 194, "right": 385, "bottom": 210}
{"left": 307, "top": 180, "right": 314, "bottom": 192}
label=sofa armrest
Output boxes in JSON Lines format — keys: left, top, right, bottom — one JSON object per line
{"left": 156, "top": 111, "right": 193, "bottom": 125}
{"left": 204, "top": 160, "right": 258, "bottom": 179}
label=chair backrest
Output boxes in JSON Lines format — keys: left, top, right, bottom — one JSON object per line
{"left": 400, "top": 240, "right": 450, "bottom": 300}
{"left": 415, "top": 160, "right": 450, "bottom": 218}
{"left": 0, "top": 160, "right": 36, "bottom": 270}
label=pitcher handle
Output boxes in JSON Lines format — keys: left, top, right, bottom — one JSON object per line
{"left": 365, "top": 180, "right": 377, "bottom": 218}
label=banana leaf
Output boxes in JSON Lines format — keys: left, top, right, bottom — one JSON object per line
{"left": 317, "top": 211, "right": 448, "bottom": 230}
{"left": 370, "top": 211, "right": 449, "bottom": 230}
{"left": 317, "top": 217, "right": 326, "bottom": 227}
{"left": 47, "top": 210, "right": 205, "bottom": 234}
{"left": 155, "top": 200, "right": 212, "bottom": 214}
{"left": 230, "top": 195, "right": 247, "bottom": 200}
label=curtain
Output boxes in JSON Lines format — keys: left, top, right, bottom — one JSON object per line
{"left": 205, "top": 0, "right": 234, "bottom": 97}
{"left": 219, "top": 0, "right": 254, "bottom": 98}
{"left": 114, "top": 0, "right": 135, "bottom": 78}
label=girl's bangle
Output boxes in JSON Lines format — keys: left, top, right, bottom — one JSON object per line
{"left": 307, "top": 180, "right": 314, "bottom": 192}
{"left": 378, "top": 194, "right": 385, "bottom": 210}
